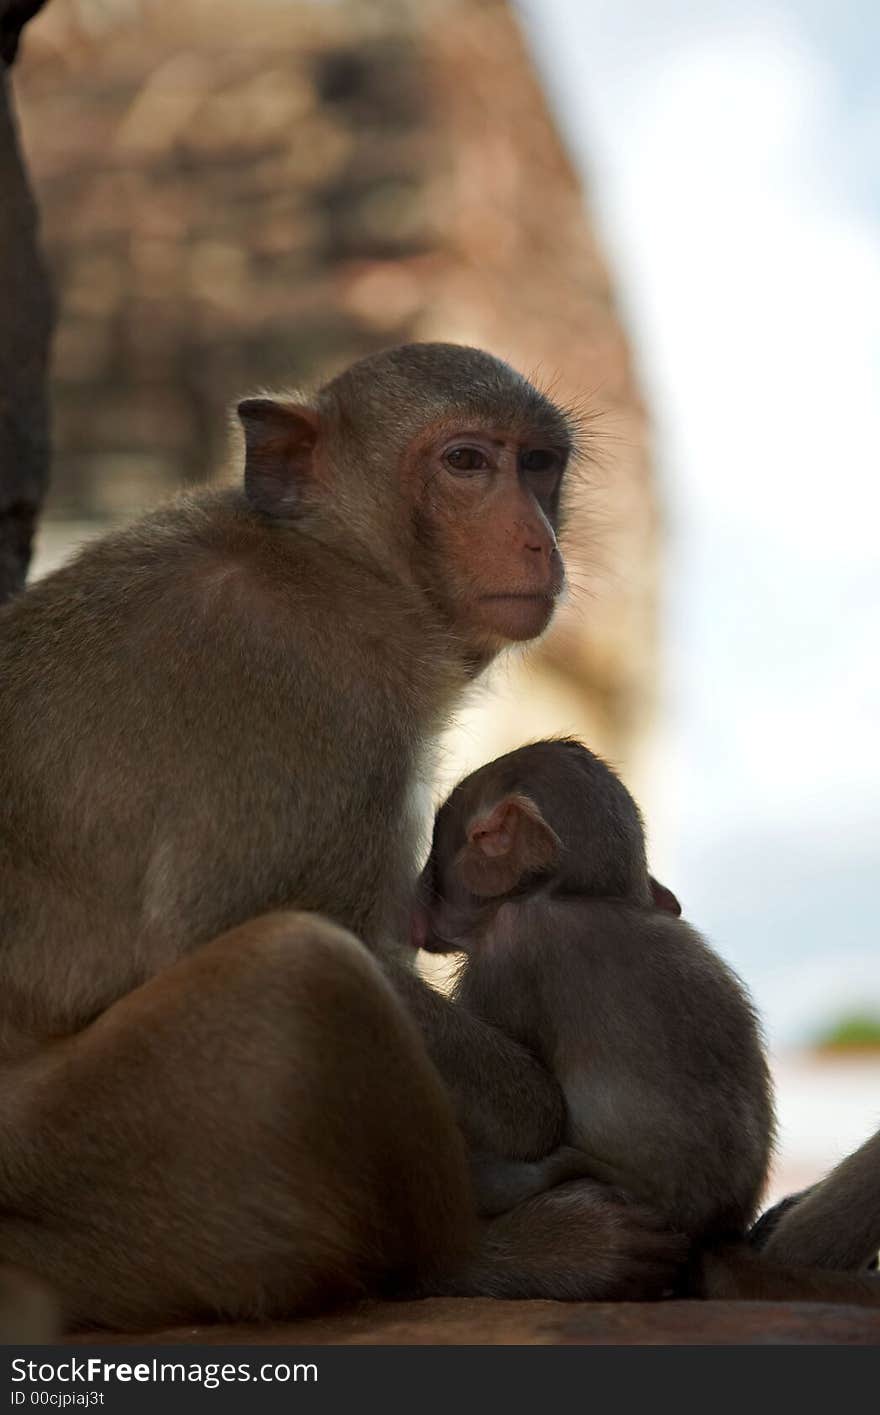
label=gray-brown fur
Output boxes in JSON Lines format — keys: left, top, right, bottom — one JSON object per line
{"left": 419, "top": 739, "right": 880, "bottom": 1305}
{"left": 418, "top": 739, "right": 774, "bottom": 1242}
{"left": 0, "top": 344, "right": 684, "bottom": 1326}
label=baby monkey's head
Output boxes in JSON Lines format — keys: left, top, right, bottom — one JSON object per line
{"left": 414, "top": 739, "right": 680, "bottom": 954}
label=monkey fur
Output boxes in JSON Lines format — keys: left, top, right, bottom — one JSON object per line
{"left": 0, "top": 345, "right": 685, "bottom": 1326}
{"left": 417, "top": 739, "right": 880, "bottom": 1306}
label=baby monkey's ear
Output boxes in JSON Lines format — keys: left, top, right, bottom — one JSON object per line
{"left": 457, "top": 794, "right": 562, "bottom": 898}
{"left": 649, "top": 876, "right": 682, "bottom": 916}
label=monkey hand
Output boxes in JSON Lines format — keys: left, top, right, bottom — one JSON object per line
{"left": 470, "top": 1145, "right": 602, "bottom": 1217}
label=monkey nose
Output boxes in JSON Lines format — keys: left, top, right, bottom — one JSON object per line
{"left": 521, "top": 526, "right": 555, "bottom": 558}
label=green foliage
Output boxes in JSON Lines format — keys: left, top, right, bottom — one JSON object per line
{"left": 814, "top": 1013, "right": 880, "bottom": 1049}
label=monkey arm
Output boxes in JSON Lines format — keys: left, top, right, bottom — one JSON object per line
{"left": 748, "top": 1187, "right": 816, "bottom": 1249}
{"left": 469, "top": 1146, "right": 601, "bottom": 1217}
{"left": 759, "top": 1128, "right": 880, "bottom": 1272}
{"left": 385, "top": 960, "right": 565, "bottom": 1161}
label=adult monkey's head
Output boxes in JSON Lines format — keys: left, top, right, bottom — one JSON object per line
{"left": 237, "top": 343, "right": 577, "bottom": 661}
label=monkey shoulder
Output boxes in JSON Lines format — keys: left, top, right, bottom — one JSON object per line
{"left": 520, "top": 899, "right": 758, "bottom": 1034}
{"left": 0, "top": 492, "right": 431, "bottom": 898}
{"left": 620, "top": 911, "right": 760, "bottom": 1026}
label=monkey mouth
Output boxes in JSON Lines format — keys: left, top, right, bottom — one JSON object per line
{"left": 478, "top": 592, "right": 558, "bottom": 642}
{"left": 480, "top": 592, "right": 558, "bottom": 610}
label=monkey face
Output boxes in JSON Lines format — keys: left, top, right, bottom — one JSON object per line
{"left": 411, "top": 800, "right": 479, "bottom": 954}
{"left": 409, "top": 426, "right": 568, "bottom": 651}
{"left": 238, "top": 344, "right": 579, "bottom": 662}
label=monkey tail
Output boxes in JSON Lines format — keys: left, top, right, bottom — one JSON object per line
{"left": 690, "top": 1241, "right": 880, "bottom": 1307}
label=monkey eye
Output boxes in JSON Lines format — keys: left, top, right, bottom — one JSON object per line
{"left": 445, "top": 446, "right": 491, "bottom": 473}
{"left": 520, "top": 449, "right": 561, "bottom": 474}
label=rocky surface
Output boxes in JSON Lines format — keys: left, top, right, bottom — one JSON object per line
{"left": 65, "top": 1297, "right": 880, "bottom": 1346}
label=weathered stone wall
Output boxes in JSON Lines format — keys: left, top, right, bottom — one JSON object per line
{"left": 13, "top": 0, "right": 659, "bottom": 776}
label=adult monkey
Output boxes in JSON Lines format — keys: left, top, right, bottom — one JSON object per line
{"left": 0, "top": 344, "right": 681, "bottom": 1330}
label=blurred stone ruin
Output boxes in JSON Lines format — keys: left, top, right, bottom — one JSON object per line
{"left": 11, "top": 0, "right": 661, "bottom": 783}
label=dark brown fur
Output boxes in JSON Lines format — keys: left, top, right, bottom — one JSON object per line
{"left": 0, "top": 345, "right": 682, "bottom": 1327}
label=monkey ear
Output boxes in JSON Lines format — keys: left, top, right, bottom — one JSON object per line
{"left": 649, "top": 875, "right": 682, "bottom": 916}
{"left": 237, "top": 397, "right": 320, "bottom": 519}
{"left": 457, "top": 794, "right": 561, "bottom": 898}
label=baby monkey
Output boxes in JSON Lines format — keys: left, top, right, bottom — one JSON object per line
{"left": 415, "top": 739, "right": 774, "bottom": 1245}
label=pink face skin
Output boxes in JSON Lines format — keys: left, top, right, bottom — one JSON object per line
{"left": 413, "top": 426, "right": 567, "bottom": 652}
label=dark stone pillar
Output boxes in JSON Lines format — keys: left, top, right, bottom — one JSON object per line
{"left": 0, "top": 0, "right": 53, "bottom": 601}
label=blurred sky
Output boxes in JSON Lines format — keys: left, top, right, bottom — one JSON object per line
{"left": 519, "top": 0, "right": 880, "bottom": 1048}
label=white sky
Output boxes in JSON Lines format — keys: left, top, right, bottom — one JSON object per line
{"left": 518, "top": 0, "right": 880, "bottom": 1047}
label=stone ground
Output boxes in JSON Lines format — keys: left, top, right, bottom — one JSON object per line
{"left": 65, "top": 1298, "right": 880, "bottom": 1346}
